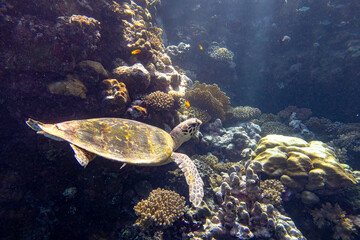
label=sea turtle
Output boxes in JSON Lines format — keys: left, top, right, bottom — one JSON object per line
{"left": 26, "top": 118, "right": 204, "bottom": 207}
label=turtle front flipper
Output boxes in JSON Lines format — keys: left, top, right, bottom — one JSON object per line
{"left": 70, "top": 144, "right": 97, "bottom": 167}
{"left": 172, "top": 152, "right": 204, "bottom": 207}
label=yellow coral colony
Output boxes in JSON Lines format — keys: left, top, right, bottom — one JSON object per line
{"left": 134, "top": 188, "right": 186, "bottom": 230}
{"left": 249, "top": 135, "right": 358, "bottom": 193}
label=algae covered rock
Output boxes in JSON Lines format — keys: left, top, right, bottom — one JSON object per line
{"left": 249, "top": 135, "right": 358, "bottom": 193}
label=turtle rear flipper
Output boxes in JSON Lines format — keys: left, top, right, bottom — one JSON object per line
{"left": 26, "top": 118, "right": 64, "bottom": 141}
{"left": 26, "top": 118, "right": 44, "bottom": 131}
{"left": 172, "top": 152, "right": 204, "bottom": 207}
{"left": 70, "top": 144, "right": 97, "bottom": 167}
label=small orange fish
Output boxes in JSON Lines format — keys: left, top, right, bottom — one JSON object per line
{"left": 198, "top": 44, "right": 203, "bottom": 50}
{"left": 184, "top": 100, "right": 190, "bottom": 108}
{"left": 131, "top": 49, "right": 141, "bottom": 55}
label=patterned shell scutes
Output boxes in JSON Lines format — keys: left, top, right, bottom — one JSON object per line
{"left": 54, "top": 118, "right": 175, "bottom": 165}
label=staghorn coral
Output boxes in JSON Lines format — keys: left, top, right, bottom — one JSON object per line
{"left": 311, "top": 202, "right": 356, "bottom": 240}
{"left": 249, "top": 135, "right": 358, "bottom": 195}
{"left": 134, "top": 188, "right": 186, "bottom": 230}
{"left": 260, "top": 179, "right": 285, "bottom": 208}
{"left": 143, "top": 91, "right": 175, "bottom": 111}
{"left": 185, "top": 81, "right": 230, "bottom": 121}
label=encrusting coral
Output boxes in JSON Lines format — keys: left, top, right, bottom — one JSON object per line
{"left": 185, "top": 81, "right": 230, "bottom": 121}
{"left": 310, "top": 202, "right": 356, "bottom": 240}
{"left": 143, "top": 91, "right": 175, "bottom": 111}
{"left": 226, "top": 106, "right": 262, "bottom": 123}
{"left": 134, "top": 188, "right": 186, "bottom": 230}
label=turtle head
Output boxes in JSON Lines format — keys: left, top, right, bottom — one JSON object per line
{"left": 170, "top": 118, "right": 202, "bottom": 151}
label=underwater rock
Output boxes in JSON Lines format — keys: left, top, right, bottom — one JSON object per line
{"left": 48, "top": 74, "right": 87, "bottom": 99}
{"left": 165, "top": 42, "right": 190, "bottom": 58}
{"left": 76, "top": 60, "right": 109, "bottom": 83}
{"left": 112, "top": 63, "right": 151, "bottom": 94}
{"left": 301, "top": 190, "right": 320, "bottom": 205}
{"left": 201, "top": 119, "right": 261, "bottom": 162}
{"left": 249, "top": 135, "right": 358, "bottom": 195}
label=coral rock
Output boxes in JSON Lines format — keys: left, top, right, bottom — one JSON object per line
{"left": 48, "top": 74, "right": 87, "bottom": 99}
{"left": 112, "top": 63, "right": 150, "bottom": 94}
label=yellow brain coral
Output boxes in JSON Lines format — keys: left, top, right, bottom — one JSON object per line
{"left": 249, "top": 135, "right": 358, "bottom": 193}
{"left": 134, "top": 188, "right": 186, "bottom": 230}
{"left": 185, "top": 81, "right": 230, "bottom": 121}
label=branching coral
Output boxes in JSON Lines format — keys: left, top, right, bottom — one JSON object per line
{"left": 185, "top": 81, "right": 230, "bottom": 121}
{"left": 310, "top": 202, "right": 356, "bottom": 240}
{"left": 260, "top": 179, "right": 285, "bottom": 208}
{"left": 143, "top": 91, "right": 175, "bottom": 111}
{"left": 227, "top": 106, "right": 261, "bottom": 123}
{"left": 134, "top": 188, "right": 186, "bottom": 230}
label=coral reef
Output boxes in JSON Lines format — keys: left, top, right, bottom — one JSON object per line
{"left": 226, "top": 106, "right": 262, "bottom": 123}
{"left": 278, "top": 106, "right": 312, "bottom": 122}
{"left": 134, "top": 188, "right": 186, "bottom": 230}
{"left": 143, "top": 91, "right": 175, "bottom": 112}
{"left": 207, "top": 42, "right": 234, "bottom": 62}
{"left": 190, "top": 167, "right": 306, "bottom": 239}
{"left": 165, "top": 42, "right": 190, "bottom": 58}
{"left": 311, "top": 202, "right": 356, "bottom": 240}
{"left": 200, "top": 119, "right": 261, "bottom": 162}
{"left": 248, "top": 135, "right": 358, "bottom": 195}
{"left": 185, "top": 81, "right": 231, "bottom": 121}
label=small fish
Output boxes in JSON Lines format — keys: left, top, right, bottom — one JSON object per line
{"left": 320, "top": 20, "right": 331, "bottom": 25}
{"left": 282, "top": 35, "right": 291, "bottom": 42}
{"left": 284, "top": 0, "right": 287, "bottom": 4}
{"left": 131, "top": 49, "right": 141, "bottom": 55}
{"left": 313, "top": 42, "right": 320, "bottom": 47}
{"left": 296, "top": 6, "right": 310, "bottom": 12}
{"left": 199, "top": 44, "right": 203, "bottom": 50}
{"left": 184, "top": 100, "right": 190, "bottom": 108}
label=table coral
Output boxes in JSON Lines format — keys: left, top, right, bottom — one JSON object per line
{"left": 134, "top": 188, "right": 186, "bottom": 230}
{"left": 185, "top": 81, "right": 230, "bottom": 121}
{"left": 248, "top": 135, "right": 358, "bottom": 194}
